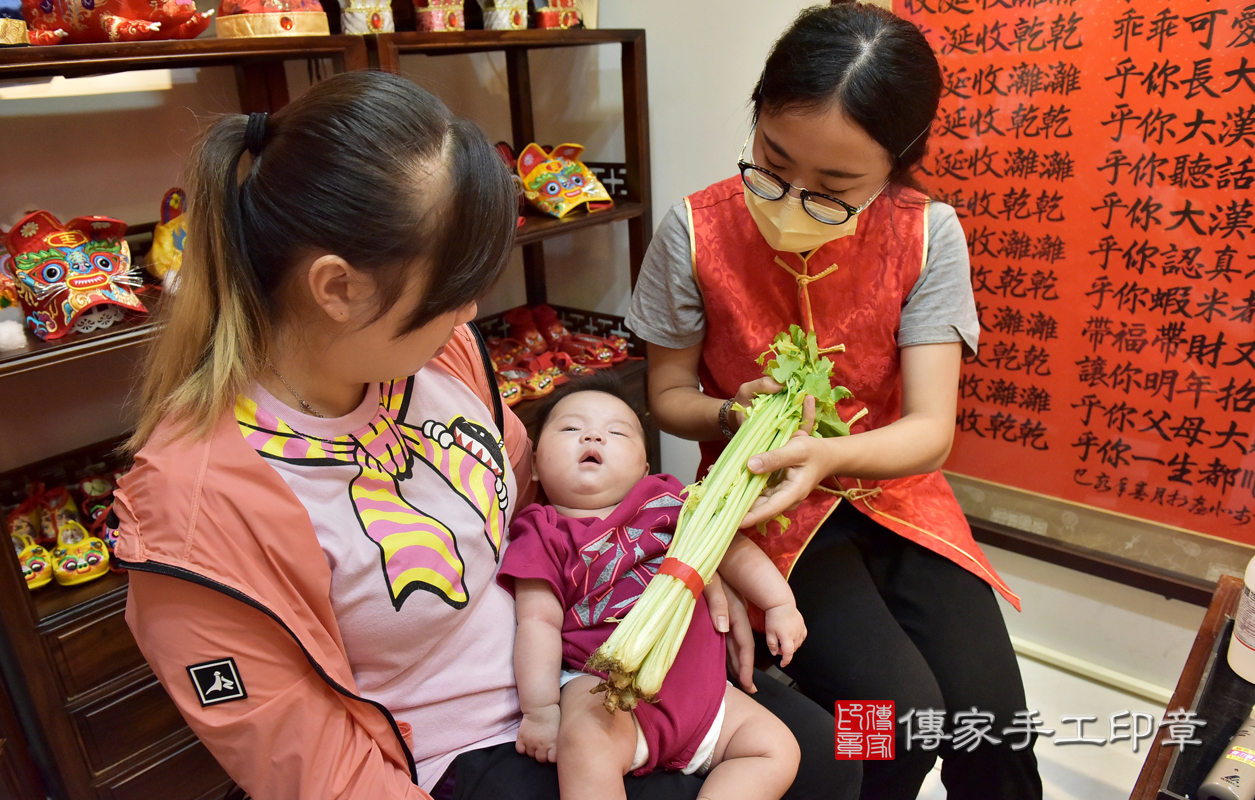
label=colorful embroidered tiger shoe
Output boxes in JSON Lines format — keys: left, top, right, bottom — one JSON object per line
{"left": 488, "top": 337, "right": 530, "bottom": 372}
{"left": 12, "top": 533, "right": 52, "bottom": 590}
{"left": 6, "top": 501, "right": 41, "bottom": 549}
{"left": 503, "top": 306, "right": 549, "bottom": 356}
{"left": 75, "top": 475, "right": 117, "bottom": 539}
{"left": 3, "top": 211, "right": 146, "bottom": 341}
{"left": 558, "top": 334, "right": 616, "bottom": 369}
{"left": 38, "top": 486, "right": 81, "bottom": 549}
{"left": 499, "top": 368, "right": 555, "bottom": 401}
{"left": 516, "top": 143, "right": 613, "bottom": 219}
{"left": 51, "top": 520, "right": 110, "bottom": 586}
{"left": 497, "top": 373, "right": 523, "bottom": 407}
{"left": 531, "top": 303, "right": 573, "bottom": 348}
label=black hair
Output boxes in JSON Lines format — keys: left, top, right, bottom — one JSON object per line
{"left": 535, "top": 372, "right": 646, "bottom": 434}
{"left": 132, "top": 70, "right": 517, "bottom": 448}
{"left": 236, "top": 70, "right": 516, "bottom": 331}
{"left": 751, "top": 2, "right": 942, "bottom": 183}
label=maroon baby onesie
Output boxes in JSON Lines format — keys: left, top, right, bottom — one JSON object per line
{"left": 498, "top": 473, "right": 726, "bottom": 774}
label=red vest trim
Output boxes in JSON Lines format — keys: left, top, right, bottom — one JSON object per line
{"left": 688, "top": 176, "right": 1019, "bottom": 612}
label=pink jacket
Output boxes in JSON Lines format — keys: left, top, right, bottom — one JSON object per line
{"left": 113, "top": 326, "right": 533, "bottom": 799}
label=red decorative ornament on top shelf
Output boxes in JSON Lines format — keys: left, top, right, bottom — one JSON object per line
{"left": 338, "top": 0, "right": 391, "bottom": 34}
{"left": 413, "top": 0, "right": 462, "bottom": 31}
{"left": 535, "top": 0, "right": 579, "bottom": 29}
{"left": 478, "top": 0, "right": 524, "bottom": 30}
{"left": 215, "top": 0, "right": 328, "bottom": 37}
{"left": 19, "top": 0, "right": 212, "bottom": 44}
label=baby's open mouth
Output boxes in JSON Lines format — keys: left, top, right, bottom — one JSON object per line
{"left": 580, "top": 449, "right": 602, "bottom": 465}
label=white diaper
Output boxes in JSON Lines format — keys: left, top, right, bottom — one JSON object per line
{"left": 560, "top": 670, "right": 726, "bottom": 776}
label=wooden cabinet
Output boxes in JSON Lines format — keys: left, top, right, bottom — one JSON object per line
{"left": 0, "top": 36, "right": 369, "bottom": 800}
{"left": 0, "top": 670, "right": 45, "bottom": 800}
{"left": 0, "top": 28, "right": 651, "bottom": 800}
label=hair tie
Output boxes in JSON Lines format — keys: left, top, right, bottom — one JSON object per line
{"left": 245, "top": 112, "right": 269, "bottom": 157}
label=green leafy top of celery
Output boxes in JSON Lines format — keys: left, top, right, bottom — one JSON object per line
{"left": 755, "top": 325, "right": 855, "bottom": 439}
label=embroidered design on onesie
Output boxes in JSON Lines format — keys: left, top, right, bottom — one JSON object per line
{"left": 236, "top": 377, "right": 509, "bottom": 610}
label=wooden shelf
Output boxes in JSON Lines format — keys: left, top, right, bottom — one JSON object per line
{"left": 0, "top": 313, "right": 157, "bottom": 379}
{"left": 32, "top": 569, "right": 128, "bottom": 625}
{"left": 0, "top": 29, "right": 643, "bottom": 81}
{"left": 0, "top": 35, "right": 369, "bottom": 80}
{"left": 0, "top": 202, "right": 638, "bottom": 379}
{"left": 510, "top": 357, "right": 647, "bottom": 432}
{"left": 375, "top": 28, "right": 642, "bottom": 58}
{"left": 515, "top": 201, "right": 642, "bottom": 246}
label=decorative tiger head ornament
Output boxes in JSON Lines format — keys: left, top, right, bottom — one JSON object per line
{"left": 516, "top": 143, "right": 613, "bottom": 219}
{"left": 3, "top": 211, "right": 146, "bottom": 341}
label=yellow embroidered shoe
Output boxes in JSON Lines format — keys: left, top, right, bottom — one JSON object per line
{"left": 11, "top": 533, "right": 52, "bottom": 590}
{"left": 51, "top": 520, "right": 110, "bottom": 587}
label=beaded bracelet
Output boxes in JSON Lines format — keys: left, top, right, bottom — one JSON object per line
{"left": 718, "top": 397, "right": 736, "bottom": 440}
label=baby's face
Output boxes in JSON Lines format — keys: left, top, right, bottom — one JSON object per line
{"left": 533, "top": 391, "right": 648, "bottom": 513}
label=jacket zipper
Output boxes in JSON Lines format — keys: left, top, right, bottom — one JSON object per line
{"left": 116, "top": 558, "right": 419, "bottom": 785}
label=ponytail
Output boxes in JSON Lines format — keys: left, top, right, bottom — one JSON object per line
{"left": 128, "top": 71, "right": 516, "bottom": 451}
{"left": 130, "top": 115, "right": 269, "bottom": 450}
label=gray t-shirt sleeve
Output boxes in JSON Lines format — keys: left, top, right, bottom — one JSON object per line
{"left": 898, "top": 202, "right": 980, "bottom": 357}
{"left": 626, "top": 201, "right": 707, "bottom": 349}
{"left": 626, "top": 199, "right": 979, "bottom": 356}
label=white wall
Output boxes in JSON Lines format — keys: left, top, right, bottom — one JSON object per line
{"left": 599, "top": 0, "right": 816, "bottom": 482}
{"left": 987, "top": 546, "right": 1204, "bottom": 696}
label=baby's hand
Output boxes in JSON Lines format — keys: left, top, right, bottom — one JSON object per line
{"left": 517, "top": 704, "right": 561, "bottom": 764}
{"left": 764, "top": 603, "right": 808, "bottom": 668}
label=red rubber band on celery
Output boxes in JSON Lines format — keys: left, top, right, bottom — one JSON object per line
{"left": 658, "top": 557, "right": 705, "bottom": 598}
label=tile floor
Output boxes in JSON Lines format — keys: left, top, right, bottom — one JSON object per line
{"left": 916, "top": 656, "right": 1166, "bottom": 800}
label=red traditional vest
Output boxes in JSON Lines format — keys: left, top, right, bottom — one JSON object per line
{"left": 688, "top": 176, "right": 1019, "bottom": 610}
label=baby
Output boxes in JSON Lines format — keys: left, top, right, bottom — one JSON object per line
{"left": 497, "top": 373, "right": 807, "bottom": 800}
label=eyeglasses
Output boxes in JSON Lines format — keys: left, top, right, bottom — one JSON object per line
{"left": 737, "top": 133, "right": 888, "bottom": 226}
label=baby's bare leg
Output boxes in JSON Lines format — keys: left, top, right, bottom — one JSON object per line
{"left": 698, "top": 686, "right": 801, "bottom": 800}
{"left": 557, "top": 675, "right": 638, "bottom": 800}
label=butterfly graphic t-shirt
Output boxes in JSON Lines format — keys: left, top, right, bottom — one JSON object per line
{"left": 237, "top": 363, "right": 520, "bottom": 790}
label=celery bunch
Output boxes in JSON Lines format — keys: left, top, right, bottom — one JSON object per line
{"left": 586, "top": 326, "right": 855, "bottom": 711}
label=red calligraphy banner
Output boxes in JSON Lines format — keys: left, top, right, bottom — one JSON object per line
{"left": 894, "top": 0, "right": 1255, "bottom": 543}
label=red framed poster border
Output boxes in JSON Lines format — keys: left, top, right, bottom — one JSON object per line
{"left": 950, "top": 472, "right": 1252, "bottom": 606}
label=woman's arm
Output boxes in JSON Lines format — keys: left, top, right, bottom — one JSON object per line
{"left": 512, "top": 579, "right": 565, "bottom": 763}
{"left": 127, "top": 571, "right": 425, "bottom": 800}
{"left": 647, "top": 342, "right": 782, "bottom": 441}
{"left": 740, "top": 341, "right": 962, "bottom": 528}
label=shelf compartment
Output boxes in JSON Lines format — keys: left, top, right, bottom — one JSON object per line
{"left": 0, "top": 35, "right": 369, "bottom": 80}
{"left": 0, "top": 313, "right": 158, "bottom": 380}
{"left": 373, "top": 28, "right": 642, "bottom": 66}
{"left": 473, "top": 304, "right": 652, "bottom": 444}
{"left": 0, "top": 201, "right": 637, "bottom": 379}
{"left": 515, "top": 201, "right": 642, "bottom": 247}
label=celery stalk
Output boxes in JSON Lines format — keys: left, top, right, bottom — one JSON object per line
{"left": 587, "top": 326, "right": 856, "bottom": 712}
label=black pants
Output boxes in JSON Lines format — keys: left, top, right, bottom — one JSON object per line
{"left": 444, "top": 668, "right": 860, "bottom": 800}
{"left": 772, "top": 502, "right": 1042, "bottom": 800}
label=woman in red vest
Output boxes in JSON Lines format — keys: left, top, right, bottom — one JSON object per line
{"left": 627, "top": 5, "right": 1042, "bottom": 800}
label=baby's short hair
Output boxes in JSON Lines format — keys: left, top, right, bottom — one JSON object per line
{"left": 535, "top": 371, "right": 646, "bottom": 433}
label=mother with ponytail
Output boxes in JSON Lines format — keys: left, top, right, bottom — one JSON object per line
{"left": 112, "top": 70, "right": 859, "bottom": 800}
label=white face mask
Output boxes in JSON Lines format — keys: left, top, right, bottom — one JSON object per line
{"left": 744, "top": 187, "right": 861, "bottom": 253}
